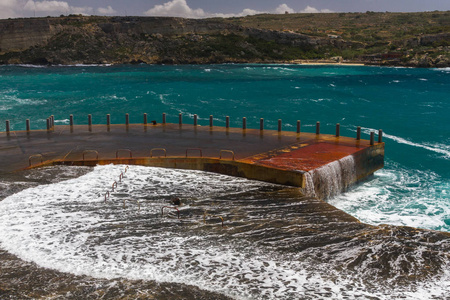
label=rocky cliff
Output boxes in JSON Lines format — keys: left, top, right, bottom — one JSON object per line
{"left": 0, "top": 15, "right": 448, "bottom": 67}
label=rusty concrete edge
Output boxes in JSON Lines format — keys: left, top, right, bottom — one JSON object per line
{"left": 23, "top": 141, "right": 384, "bottom": 192}
{"left": 25, "top": 143, "right": 384, "bottom": 192}
{"left": 26, "top": 156, "right": 307, "bottom": 188}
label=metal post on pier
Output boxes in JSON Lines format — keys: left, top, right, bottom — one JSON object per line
{"left": 5, "top": 120, "right": 10, "bottom": 135}
{"left": 242, "top": 117, "right": 247, "bottom": 130}
{"left": 26, "top": 119, "right": 30, "bottom": 133}
{"left": 125, "top": 113, "right": 129, "bottom": 126}
{"left": 46, "top": 118, "right": 50, "bottom": 131}
{"left": 260, "top": 118, "right": 264, "bottom": 131}
{"left": 69, "top": 114, "right": 73, "bottom": 132}
{"left": 316, "top": 121, "right": 320, "bottom": 135}
{"left": 336, "top": 123, "right": 340, "bottom": 137}
{"left": 143, "top": 113, "right": 147, "bottom": 125}
{"left": 106, "top": 114, "right": 110, "bottom": 132}
{"left": 297, "top": 120, "right": 301, "bottom": 134}
{"left": 278, "top": 119, "right": 282, "bottom": 132}
{"left": 226, "top": 116, "right": 230, "bottom": 129}
{"left": 210, "top": 115, "right": 213, "bottom": 127}
{"left": 88, "top": 114, "right": 92, "bottom": 131}
{"left": 162, "top": 113, "right": 166, "bottom": 124}
{"left": 356, "top": 126, "right": 361, "bottom": 140}
{"left": 179, "top": 113, "right": 182, "bottom": 126}
{"left": 378, "top": 129, "right": 383, "bottom": 143}
{"left": 370, "top": 132, "right": 375, "bottom": 145}
{"left": 194, "top": 114, "right": 198, "bottom": 126}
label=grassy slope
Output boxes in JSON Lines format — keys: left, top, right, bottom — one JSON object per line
{"left": 219, "top": 11, "right": 450, "bottom": 60}
{"left": 222, "top": 11, "right": 449, "bottom": 42}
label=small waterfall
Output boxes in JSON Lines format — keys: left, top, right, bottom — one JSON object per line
{"left": 302, "top": 172, "right": 317, "bottom": 198}
{"left": 304, "top": 155, "right": 357, "bottom": 200}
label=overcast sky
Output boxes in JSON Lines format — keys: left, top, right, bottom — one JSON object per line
{"left": 1, "top": 0, "right": 449, "bottom": 19}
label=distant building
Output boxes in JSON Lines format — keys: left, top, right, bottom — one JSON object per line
{"left": 362, "top": 54, "right": 382, "bottom": 62}
{"left": 381, "top": 52, "right": 404, "bottom": 59}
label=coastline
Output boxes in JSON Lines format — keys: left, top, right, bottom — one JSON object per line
{"left": 2, "top": 61, "right": 447, "bottom": 68}
{"left": 1, "top": 14, "right": 449, "bottom": 69}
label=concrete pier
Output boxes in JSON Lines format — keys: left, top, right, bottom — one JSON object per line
{"left": 0, "top": 122, "right": 384, "bottom": 198}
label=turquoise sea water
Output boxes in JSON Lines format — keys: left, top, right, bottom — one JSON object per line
{"left": 1, "top": 64, "right": 449, "bottom": 232}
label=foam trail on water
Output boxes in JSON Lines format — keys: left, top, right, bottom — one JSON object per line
{"left": 361, "top": 127, "right": 450, "bottom": 159}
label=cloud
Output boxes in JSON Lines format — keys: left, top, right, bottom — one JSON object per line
{"left": 97, "top": 5, "right": 117, "bottom": 15}
{"left": 0, "top": 0, "right": 21, "bottom": 19}
{"left": 24, "top": 0, "right": 69, "bottom": 12}
{"left": 144, "top": 0, "right": 206, "bottom": 18}
{"left": 0, "top": 0, "right": 332, "bottom": 20}
{"left": 275, "top": 4, "right": 295, "bottom": 14}
{"left": 143, "top": 0, "right": 264, "bottom": 18}
{"left": 144, "top": 1, "right": 331, "bottom": 18}
{"left": 23, "top": 0, "right": 92, "bottom": 15}
{"left": 300, "top": 5, "right": 333, "bottom": 13}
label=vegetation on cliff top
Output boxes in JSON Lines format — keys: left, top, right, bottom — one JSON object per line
{"left": 224, "top": 11, "right": 450, "bottom": 65}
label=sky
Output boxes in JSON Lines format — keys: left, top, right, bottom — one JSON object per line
{"left": 1, "top": 0, "right": 449, "bottom": 19}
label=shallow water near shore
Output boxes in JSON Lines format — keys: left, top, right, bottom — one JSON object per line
{"left": 0, "top": 64, "right": 449, "bottom": 298}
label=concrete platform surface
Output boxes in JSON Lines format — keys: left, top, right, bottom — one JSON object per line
{"left": 0, "top": 123, "right": 384, "bottom": 191}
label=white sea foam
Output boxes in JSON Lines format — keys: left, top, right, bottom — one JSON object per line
{"left": 433, "top": 67, "right": 450, "bottom": 72}
{"left": 0, "top": 165, "right": 448, "bottom": 299}
{"left": 310, "top": 98, "right": 331, "bottom": 102}
{"left": 15, "top": 64, "right": 48, "bottom": 68}
{"left": 12, "top": 64, "right": 113, "bottom": 68}
{"left": 328, "top": 164, "right": 450, "bottom": 232}
{"left": 62, "top": 64, "right": 113, "bottom": 67}
{"left": 55, "top": 118, "right": 70, "bottom": 124}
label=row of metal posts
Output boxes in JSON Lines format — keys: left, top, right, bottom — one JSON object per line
{"left": 5, "top": 116, "right": 55, "bottom": 134}
{"left": 4, "top": 113, "right": 383, "bottom": 144}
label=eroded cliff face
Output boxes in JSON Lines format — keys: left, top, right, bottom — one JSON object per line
{"left": 0, "top": 15, "right": 448, "bottom": 67}
{"left": 0, "top": 16, "right": 356, "bottom": 65}
{"left": 1, "top": 18, "right": 52, "bottom": 51}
